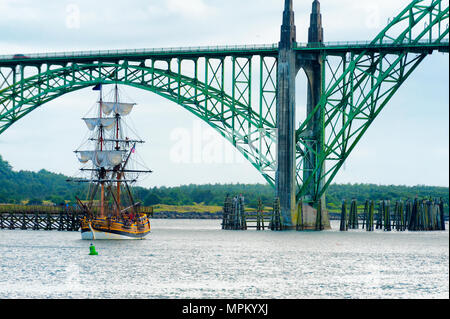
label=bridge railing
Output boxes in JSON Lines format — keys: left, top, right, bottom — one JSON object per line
{"left": 295, "top": 38, "right": 450, "bottom": 49}
{"left": 0, "top": 43, "right": 279, "bottom": 61}
{"left": 2, "top": 37, "right": 448, "bottom": 62}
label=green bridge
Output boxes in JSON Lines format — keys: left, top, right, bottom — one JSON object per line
{"left": 0, "top": 0, "right": 448, "bottom": 230}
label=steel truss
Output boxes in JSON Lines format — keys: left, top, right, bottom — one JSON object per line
{"left": 0, "top": 55, "right": 279, "bottom": 186}
{"left": 295, "top": 0, "right": 449, "bottom": 203}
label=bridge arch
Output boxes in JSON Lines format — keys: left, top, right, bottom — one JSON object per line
{"left": 0, "top": 60, "right": 278, "bottom": 185}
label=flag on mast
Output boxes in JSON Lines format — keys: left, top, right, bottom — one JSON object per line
{"left": 93, "top": 83, "right": 102, "bottom": 91}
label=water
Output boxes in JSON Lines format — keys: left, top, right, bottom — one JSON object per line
{"left": 0, "top": 220, "right": 448, "bottom": 299}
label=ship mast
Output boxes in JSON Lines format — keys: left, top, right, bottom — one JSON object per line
{"left": 99, "top": 87, "right": 105, "bottom": 218}
{"left": 115, "top": 84, "right": 121, "bottom": 217}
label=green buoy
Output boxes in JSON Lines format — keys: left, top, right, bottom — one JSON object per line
{"left": 89, "top": 243, "right": 98, "bottom": 255}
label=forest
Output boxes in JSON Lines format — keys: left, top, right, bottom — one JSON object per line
{"left": 1, "top": 155, "right": 448, "bottom": 213}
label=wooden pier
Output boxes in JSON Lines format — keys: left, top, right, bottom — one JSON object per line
{"left": 0, "top": 205, "right": 83, "bottom": 231}
{"left": 0, "top": 205, "right": 154, "bottom": 231}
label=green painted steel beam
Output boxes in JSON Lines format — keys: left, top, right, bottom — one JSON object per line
{"left": 0, "top": 58, "right": 279, "bottom": 187}
{"left": 295, "top": 0, "right": 449, "bottom": 203}
{"left": 294, "top": 39, "right": 449, "bottom": 54}
{"left": 1, "top": 39, "right": 447, "bottom": 68}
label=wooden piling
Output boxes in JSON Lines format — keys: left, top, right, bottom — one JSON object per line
{"left": 340, "top": 200, "right": 348, "bottom": 231}
{"left": 240, "top": 196, "right": 247, "bottom": 230}
{"left": 395, "top": 201, "right": 405, "bottom": 231}
{"left": 439, "top": 198, "right": 445, "bottom": 231}
{"left": 362, "top": 200, "right": 369, "bottom": 230}
{"left": 20, "top": 211, "right": 26, "bottom": 230}
{"left": 399, "top": 201, "right": 405, "bottom": 231}
{"left": 376, "top": 201, "right": 383, "bottom": 230}
{"left": 383, "top": 200, "right": 391, "bottom": 231}
{"left": 222, "top": 195, "right": 232, "bottom": 230}
{"left": 221, "top": 194, "right": 247, "bottom": 230}
{"left": 296, "top": 200, "right": 304, "bottom": 231}
{"left": 45, "top": 212, "right": 51, "bottom": 230}
{"left": 9, "top": 212, "right": 15, "bottom": 230}
{"left": 270, "top": 198, "right": 282, "bottom": 231}
{"left": 348, "top": 199, "right": 358, "bottom": 230}
{"left": 316, "top": 199, "right": 323, "bottom": 231}
{"left": 256, "top": 199, "right": 262, "bottom": 231}
{"left": 406, "top": 197, "right": 445, "bottom": 231}
{"left": 405, "top": 200, "right": 412, "bottom": 230}
{"left": 367, "top": 200, "right": 375, "bottom": 231}
{"left": 58, "top": 211, "right": 64, "bottom": 231}
{"left": 33, "top": 210, "right": 40, "bottom": 230}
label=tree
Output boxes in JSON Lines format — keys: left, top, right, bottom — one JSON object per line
{"left": 27, "top": 198, "right": 42, "bottom": 206}
{"left": 144, "top": 193, "right": 161, "bottom": 206}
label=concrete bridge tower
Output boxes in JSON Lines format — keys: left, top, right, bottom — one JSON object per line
{"left": 277, "top": 0, "right": 330, "bottom": 230}
{"left": 276, "top": 0, "right": 297, "bottom": 229}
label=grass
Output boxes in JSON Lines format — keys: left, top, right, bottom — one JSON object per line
{"left": 152, "top": 203, "right": 223, "bottom": 214}
{"left": 152, "top": 203, "right": 272, "bottom": 213}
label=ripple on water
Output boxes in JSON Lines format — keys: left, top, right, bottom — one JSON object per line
{"left": 0, "top": 220, "right": 448, "bottom": 299}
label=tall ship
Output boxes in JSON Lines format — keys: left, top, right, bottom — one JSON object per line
{"left": 69, "top": 84, "right": 152, "bottom": 240}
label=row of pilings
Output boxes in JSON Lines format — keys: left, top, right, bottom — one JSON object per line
{"left": 340, "top": 198, "right": 446, "bottom": 232}
{"left": 222, "top": 196, "right": 322, "bottom": 231}
{"left": 222, "top": 195, "right": 283, "bottom": 231}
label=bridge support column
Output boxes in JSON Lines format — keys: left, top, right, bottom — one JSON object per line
{"left": 276, "top": 0, "right": 298, "bottom": 229}
{"left": 299, "top": 0, "right": 330, "bottom": 230}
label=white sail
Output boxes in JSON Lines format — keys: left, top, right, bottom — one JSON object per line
{"left": 76, "top": 150, "right": 126, "bottom": 167}
{"left": 102, "top": 102, "right": 135, "bottom": 116}
{"left": 77, "top": 151, "right": 95, "bottom": 164}
{"left": 94, "top": 150, "right": 125, "bottom": 167}
{"left": 83, "top": 118, "right": 116, "bottom": 131}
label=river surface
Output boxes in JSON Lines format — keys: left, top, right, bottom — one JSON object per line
{"left": 0, "top": 220, "right": 448, "bottom": 299}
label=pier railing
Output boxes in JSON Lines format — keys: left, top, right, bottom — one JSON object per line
{"left": 0, "top": 205, "right": 82, "bottom": 231}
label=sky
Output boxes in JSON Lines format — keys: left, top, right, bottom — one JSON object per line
{"left": 0, "top": 0, "right": 448, "bottom": 189}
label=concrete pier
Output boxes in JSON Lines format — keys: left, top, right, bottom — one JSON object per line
{"left": 276, "top": 0, "right": 298, "bottom": 228}
{"left": 301, "top": 0, "right": 330, "bottom": 230}
{"left": 276, "top": 0, "right": 330, "bottom": 230}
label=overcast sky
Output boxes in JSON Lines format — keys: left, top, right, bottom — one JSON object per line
{"left": 0, "top": 0, "right": 448, "bottom": 188}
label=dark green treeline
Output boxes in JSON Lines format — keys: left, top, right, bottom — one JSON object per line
{"left": 0, "top": 155, "right": 448, "bottom": 214}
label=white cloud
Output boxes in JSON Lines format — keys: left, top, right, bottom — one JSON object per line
{"left": 0, "top": 0, "right": 11, "bottom": 10}
{"left": 0, "top": 0, "right": 41, "bottom": 21}
{"left": 147, "top": 4, "right": 167, "bottom": 18}
{"left": 166, "top": 0, "right": 217, "bottom": 19}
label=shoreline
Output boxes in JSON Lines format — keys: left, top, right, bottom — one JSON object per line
{"left": 152, "top": 211, "right": 341, "bottom": 220}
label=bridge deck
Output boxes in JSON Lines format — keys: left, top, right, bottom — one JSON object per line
{"left": 0, "top": 39, "right": 448, "bottom": 66}
{"left": 0, "top": 44, "right": 279, "bottom": 65}
{"left": 295, "top": 39, "right": 450, "bottom": 53}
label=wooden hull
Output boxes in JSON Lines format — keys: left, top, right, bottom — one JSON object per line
{"left": 81, "top": 215, "right": 151, "bottom": 240}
